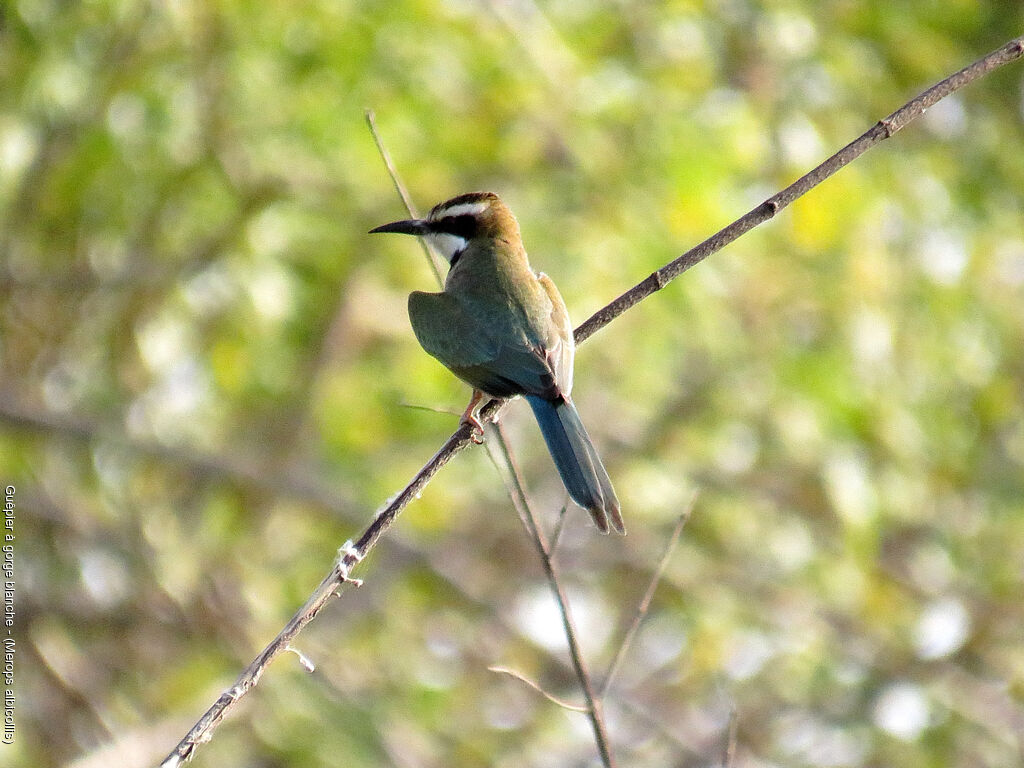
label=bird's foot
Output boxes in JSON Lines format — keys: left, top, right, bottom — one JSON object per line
{"left": 460, "top": 389, "right": 487, "bottom": 444}
{"left": 465, "top": 418, "right": 485, "bottom": 444}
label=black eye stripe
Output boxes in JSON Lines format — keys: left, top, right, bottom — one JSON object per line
{"left": 433, "top": 215, "right": 478, "bottom": 239}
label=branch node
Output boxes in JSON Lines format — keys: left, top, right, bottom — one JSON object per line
{"left": 224, "top": 684, "right": 244, "bottom": 703}
{"left": 335, "top": 539, "right": 365, "bottom": 585}
{"left": 759, "top": 198, "right": 779, "bottom": 217}
{"left": 878, "top": 116, "right": 898, "bottom": 138}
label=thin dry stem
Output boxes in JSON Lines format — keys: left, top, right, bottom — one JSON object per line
{"left": 365, "top": 109, "right": 446, "bottom": 287}
{"left": 723, "top": 706, "right": 739, "bottom": 768}
{"left": 488, "top": 666, "right": 590, "bottom": 713}
{"left": 486, "top": 421, "right": 617, "bottom": 767}
{"left": 548, "top": 499, "right": 570, "bottom": 554}
{"left": 602, "top": 495, "right": 695, "bottom": 697}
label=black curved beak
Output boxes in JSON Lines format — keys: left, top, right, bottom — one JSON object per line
{"left": 368, "top": 219, "right": 430, "bottom": 236}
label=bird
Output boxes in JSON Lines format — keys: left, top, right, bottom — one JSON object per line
{"left": 370, "top": 191, "right": 624, "bottom": 534}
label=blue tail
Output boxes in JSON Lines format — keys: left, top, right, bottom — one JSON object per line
{"left": 526, "top": 395, "right": 624, "bottom": 534}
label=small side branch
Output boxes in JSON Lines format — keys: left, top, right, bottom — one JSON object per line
{"left": 602, "top": 495, "right": 695, "bottom": 697}
{"left": 488, "top": 666, "right": 590, "bottom": 713}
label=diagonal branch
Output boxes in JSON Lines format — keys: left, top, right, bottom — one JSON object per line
{"left": 159, "top": 35, "right": 1024, "bottom": 766}
{"left": 574, "top": 35, "right": 1024, "bottom": 345}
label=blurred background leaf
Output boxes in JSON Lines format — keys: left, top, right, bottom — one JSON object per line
{"left": 1, "top": 1, "right": 1023, "bottom": 767}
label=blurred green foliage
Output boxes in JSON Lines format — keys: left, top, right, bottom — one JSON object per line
{"left": 1, "top": 1, "right": 1023, "bottom": 767}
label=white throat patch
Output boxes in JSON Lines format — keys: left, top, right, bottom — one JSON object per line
{"left": 426, "top": 232, "right": 467, "bottom": 263}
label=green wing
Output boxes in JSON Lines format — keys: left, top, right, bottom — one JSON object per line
{"left": 408, "top": 290, "right": 560, "bottom": 399}
{"left": 408, "top": 291, "right": 496, "bottom": 369}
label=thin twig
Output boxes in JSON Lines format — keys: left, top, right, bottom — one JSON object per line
{"left": 548, "top": 499, "right": 570, "bottom": 554}
{"left": 397, "top": 400, "right": 461, "bottom": 416}
{"left": 601, "top": 493, "right": 696, "bottom": 697}
{"left": 488, "top": 666, "right": 590, "bottom": 713}
{"left": 284, "top": 645, "right": 316, "bottom": 673}
{"left": 487, "top": 421, "right": 617, "bottom": 767}
{"left": 159, "top": 36, "right": 1024, "bottom": 765}
{"left": 722, "top": 706, "right": 739, "bottom": 768}
{"left": 365, "top": 109, "right": 446, "bottom": 288}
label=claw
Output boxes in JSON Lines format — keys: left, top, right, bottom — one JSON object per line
{"left": 460, "top": 389, "right": 487, "bottom": 444}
